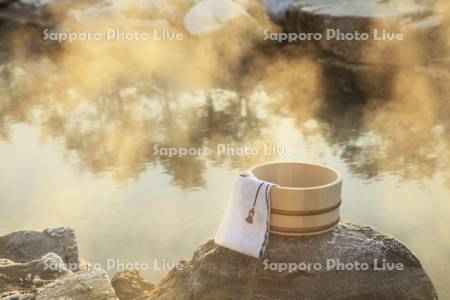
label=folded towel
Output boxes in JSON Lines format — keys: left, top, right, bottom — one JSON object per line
{"left": 214, "top": 174, "right": 276, "bottom": 258}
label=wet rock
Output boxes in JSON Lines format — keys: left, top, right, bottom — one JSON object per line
{"left": 111, "top": 270, "right": 155, "bottom": 300}
{"left": 0, "top": 227, "right": 79, "bottom": 270}
{"left": 148, "top": 222, "right": 437, "bottom": 300}
{"left": 35, "top": 269, "right": 118, "bottom": 300}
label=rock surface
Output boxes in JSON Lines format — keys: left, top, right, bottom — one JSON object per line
{"left": 35, "top": 269, "right": 117, "bottom": 300}
{"left": 0, "top": 0, "right": 51, "bottom": 27}
{"left": 0, "top": 227, "right": 79, "bottom": 270}
{"left": 0, "top": 252, "right": 68, "bottom": 282}
{"left": 0, "top": 224, "right": 439, "bottom": 299}
{"left": 183, "top": 0, "right": 253, "bottom": 35}
{"left": 111, "top": 270, "right": 155, "bottom": 300}
{"left": 148, "top": 222, "right": 437, "bottom": 300}
{"left": 0, "top": 227, "right": 118, "bottom": 300}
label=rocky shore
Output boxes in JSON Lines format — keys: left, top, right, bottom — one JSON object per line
{"left": 0, "top": 223, "right": 438, "bottom": 299}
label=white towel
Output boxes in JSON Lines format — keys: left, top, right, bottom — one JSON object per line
{"left": 214, "top": 175, "right": 276, "bottom": 258}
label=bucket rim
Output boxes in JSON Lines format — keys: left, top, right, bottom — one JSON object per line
{"left": 248, "top": 161, "right": 342, "bottom": 191}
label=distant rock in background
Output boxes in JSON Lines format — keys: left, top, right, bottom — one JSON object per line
{"left": 262, "top": 0, "right": 449, "bottom": 65}
{"left": 183, "top": 0, "right": 253, "bottom": 36}
{"left": 262, "top": 0, "right": 293, "bottom": 23}
{"left": 0, "top": 0, "right": 67, "bottom": 27}
{"left": 0, "top": 0, "right": 263, "bottom": 38}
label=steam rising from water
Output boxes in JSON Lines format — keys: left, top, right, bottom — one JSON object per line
{"left": 0, "top": 0, "right": 449, "bottom": 185}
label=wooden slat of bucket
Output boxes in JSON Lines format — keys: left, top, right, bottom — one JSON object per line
{"left": 270, "top": 182, "right": 342, "bottom": 212}
{"left": 270, "top": 208, "right": 340, "bottom": 231}
{"left": 270, "top": 218, "right": 340, "bottom": 236}
{"left": 271, "top": 200, "right": 341, "bottom": 216}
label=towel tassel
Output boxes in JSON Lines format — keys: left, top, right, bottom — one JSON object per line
{"left": 244, "top": 182, "right": 265, "bottom": 224}
{"left": 245, "top": 208, "right": 255, "bottom": 224}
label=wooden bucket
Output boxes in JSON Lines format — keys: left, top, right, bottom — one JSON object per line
{"left": 249, "top": 162, "right": 342, "bottom": 236}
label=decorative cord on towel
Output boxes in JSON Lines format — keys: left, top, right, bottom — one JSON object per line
{"left": 259, "top": 183, "right": 271, "bottom": 258}
{"left": 245, "top": 182, "right": 265, "bottom": 224}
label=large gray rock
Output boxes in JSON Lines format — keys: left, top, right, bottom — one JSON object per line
{"left": 35, "top": 269, "right": 118, "bottom": 300}
{"left": 266, "top": 0, "right": 449, "bottom": 64}
{"left": 0, "top": 227, "right": 79, "bottom": 270}
{"left": 148, "top": 222, "right": 437, "bottom": 299}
